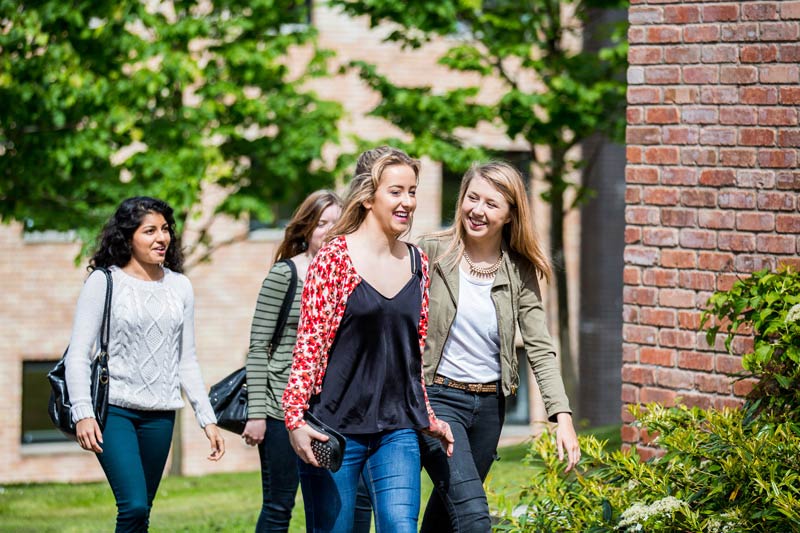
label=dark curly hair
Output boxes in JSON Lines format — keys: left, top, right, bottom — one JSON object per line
{"left": 89, "top": 197, "right": 184, "bottom": 273}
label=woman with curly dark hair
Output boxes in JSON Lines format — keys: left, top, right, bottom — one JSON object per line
{"left": 65, "top": 196, "right": 224, "bottom": 533}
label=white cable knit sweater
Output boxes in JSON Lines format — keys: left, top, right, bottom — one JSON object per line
{"left": 64, "top": 266, "right": 217, "bottom": 428}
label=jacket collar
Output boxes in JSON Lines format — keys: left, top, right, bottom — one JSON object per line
{"left": 494, "top": 240, "right": 512, "bottom": 289}
{"left": 436, "top": 256, "right": 460, "bottom": 305}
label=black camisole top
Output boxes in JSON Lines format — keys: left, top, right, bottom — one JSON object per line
{"left": 309, "top": 244, "right": 430, "bottom": 434}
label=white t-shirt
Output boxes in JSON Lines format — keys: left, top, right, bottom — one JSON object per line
{"left": 437, "top": 267, "right": 502, "bottom": 383}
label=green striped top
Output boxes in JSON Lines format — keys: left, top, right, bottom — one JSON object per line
{"left": 245, "top": 260, "right": 303, "bottom": 420}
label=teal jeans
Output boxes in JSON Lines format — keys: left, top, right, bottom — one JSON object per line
{"left": 96, "top": 405, "right": 175, "bottom": 533}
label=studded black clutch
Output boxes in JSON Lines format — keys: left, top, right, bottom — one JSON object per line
{"left": 304, "top": 411, "right": 346, "bottom": 472}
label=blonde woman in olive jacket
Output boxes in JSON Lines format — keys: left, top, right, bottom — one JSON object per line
{"left": 417, "top": 161, "right": 580, "bottom": 533}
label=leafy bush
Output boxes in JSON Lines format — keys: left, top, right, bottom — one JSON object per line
{"left": 492, "top": 404, "right": 800, "bottom": 532}
{"left": 701, "top": 268, "right": 800, "bottom": 417}
{"left": 493, "top": 268, "right": 800, "bottom": 531}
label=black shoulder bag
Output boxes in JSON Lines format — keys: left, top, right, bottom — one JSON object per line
{"left": 47, "top": 267, "right": 113, "bottom": 436}
{"left": 209, "top": 259, "right": 298, "bottom": 434}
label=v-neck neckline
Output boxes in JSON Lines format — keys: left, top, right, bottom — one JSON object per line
{"left": 343, "top": 237, "right": 416, "bottom": 300}
{"left": 358, "top": 273, "right": 416, "bottom": 300}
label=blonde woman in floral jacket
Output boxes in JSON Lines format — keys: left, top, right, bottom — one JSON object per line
{"left": 282, "top": 148, "right": 452, "bottom": 533}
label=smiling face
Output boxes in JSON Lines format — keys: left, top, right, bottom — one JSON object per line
{"left": 364, "top": 163, "right": 418, "bottom": 236}
{"left": 308, "top": 203, "right": 342, "bottom": 256}
{"left": 460, "top": 175, "right": 512, "bottom": 245}
{"left": 129, "top": 212, "right": 171, "bottom": 267}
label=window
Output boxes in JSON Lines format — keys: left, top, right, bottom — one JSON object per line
{"left": 21, "top": 361, "right": 68, "bottom": 444}
{"left": 440, "top": 164, "right": 462, "bottom": 227}
{"left": 504, "top": 349, "right": 530, "bottom": 425}
{"left": 248, "top": 189, "right": 305, "bottom": 235}
{"left": 21, "top": 217, "right": 78, "bottom": 244}
{"left": 23, "top": 230, "right": 78, "bottom": 244}
{"left": 283, "top": 0, "right": 314, "bottom": 28}
{"left": 247, "top": 155, "right": 321, "bottom": 236}
{"left": 248, "top": 205, "right": 292, "bottom": 233}
{"left": 502, "top": 151, "right": 532, "bottom": 183}
{"left": 439, "top": 151, "right": 532, "bottom": 227}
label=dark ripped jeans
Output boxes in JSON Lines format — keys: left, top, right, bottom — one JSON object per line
{"left": 419, "top": 385, "right": 505, "bottom": 533}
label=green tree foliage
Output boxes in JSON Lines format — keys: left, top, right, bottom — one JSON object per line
{"left": 0, "top": 0, "right": 343, "bottom": 265}
{"left": 329, "top": 0, "right": 628, "bottom": 400}
{"left": 495, "top": 404, "right": 800, "bottom": 532}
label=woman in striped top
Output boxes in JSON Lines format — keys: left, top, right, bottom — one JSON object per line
{"left": 242, "top": 190, "right": 342, "bottom": 533}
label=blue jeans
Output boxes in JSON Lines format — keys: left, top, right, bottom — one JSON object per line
{"left": 257, "top": 418, "right": 372, "bottom": 532}
{"left": 96, "top": 405, "right": 175, "bottom": 533}
{"left": 299, "top": 428, "right": 420, "bottom": 533}
{"left": 419, "top": 385, "right": 505, "bottom": 533}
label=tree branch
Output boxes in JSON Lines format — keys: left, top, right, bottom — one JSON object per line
{"left": 473, "top": 18, "right": 518, "bottom": 90}
{"left": 183, "top": 230, "right": 251, "bottom": 272}
{"left": 491, "top": 55, "right": 518, "bottom": 89}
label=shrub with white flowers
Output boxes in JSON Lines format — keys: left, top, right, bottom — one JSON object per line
{"left": 492, "top": 405, "right": 800, "bottom": 532}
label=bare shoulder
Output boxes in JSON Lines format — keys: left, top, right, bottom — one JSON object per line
{"left": 286, "top": 254, "right": 309, "bottom": 281}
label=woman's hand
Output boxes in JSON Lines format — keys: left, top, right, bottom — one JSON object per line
{"left": 288, "top": 423, "right": 329, "bottom": 468}
{"left": 423, "top": 419, "right": 454, "bottom": 457}
{"left": 204, "top": 423, "right": 225, "bottom": 461}
{"left": 76, "top": 418, "right": 103, "bottom": 453}
{"left": 242, "top": 419, "right": 267, "bottom": 447}
{"left": 555, "top": 413, "right": 580, "bottom": 473}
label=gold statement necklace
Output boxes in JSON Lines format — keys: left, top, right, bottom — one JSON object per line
{"left": 463, "top": 250, "right": 503, "bottom": 279}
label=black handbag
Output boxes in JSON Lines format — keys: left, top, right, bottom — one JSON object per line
{"left": 208, "top": 367, "right": 248, "bottom": 434}
{"left": 47, "top": 268, "right": 113, "bottom": 436}
{"left": 304, "top": 411, "right": 346, "bottom": 472}
{"left": 209, "top": 259, "right": 298, "bottom": 434}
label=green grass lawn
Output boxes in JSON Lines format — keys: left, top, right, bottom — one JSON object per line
{"left": 0, "top": 426, "right": 620, "bottom": 532}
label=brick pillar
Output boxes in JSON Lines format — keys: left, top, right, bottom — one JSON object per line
{"left": 623, "top": 0, "right": 800, "bottom": 457}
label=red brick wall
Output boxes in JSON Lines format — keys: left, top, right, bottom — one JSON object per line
{"left": 623, "top": 0, "right": 800, "bottom": 456}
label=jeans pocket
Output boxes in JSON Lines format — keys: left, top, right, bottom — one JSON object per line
{"left": 426, "top": 385, "right": 445, "bottom": 399}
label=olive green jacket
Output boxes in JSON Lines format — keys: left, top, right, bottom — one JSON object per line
{"left": 418, "top": 234, "right": 571, "bottom": 421}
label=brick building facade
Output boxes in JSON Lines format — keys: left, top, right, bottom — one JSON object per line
{"left": 2, "top": 4, "right": 586, "bottom": 483}
{"left": 623, "top": 0, "right": 800, "bottom": 457}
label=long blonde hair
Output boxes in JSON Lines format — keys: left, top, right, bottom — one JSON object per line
{"left": 274, "top": 190, "right": 342, "bottom": 261}
{"left": 327, "top": 148, "right": 421, "bottom": 240}
{"left": 437, "top": 161, "right": 552, "bottom": 282}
